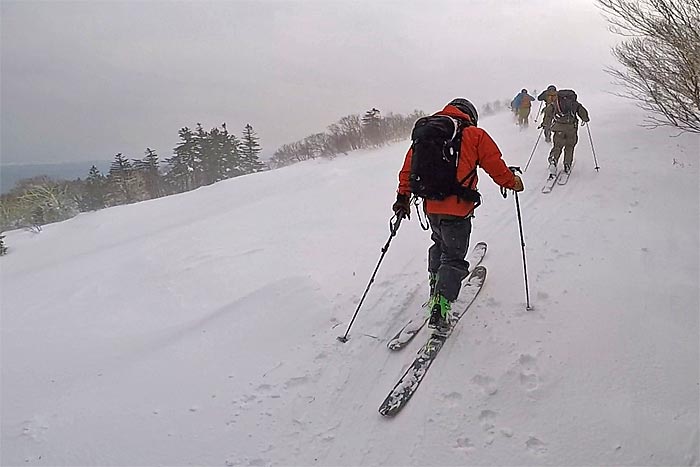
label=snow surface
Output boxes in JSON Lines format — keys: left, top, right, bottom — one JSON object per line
{"left": 2, "top": 94, "right": 699, "bottom": 466}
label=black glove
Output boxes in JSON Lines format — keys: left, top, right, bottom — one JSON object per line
{"left": 392, "top": 193, "right": 410, "bottom": 220}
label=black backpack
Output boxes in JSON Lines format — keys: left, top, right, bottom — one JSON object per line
{"left": 409, "top": 115, "right": 480, "bottom": 202}
{"left": 555, "top": 89, "right": 579, "bottom": 125}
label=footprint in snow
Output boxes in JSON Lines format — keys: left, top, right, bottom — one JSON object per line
{"left": 455, "top": 437, "right": 475, "bottom": 451}
{"left": 526, "top": 436, "right": 547, "bottom": 455}
{"left": 518, "top": 354, "right": 540, "bottom": 391}
{"left": 478, "top": 409, "right": 497, "bottom": 433}
{"left": 471, "top": 374, "right": 498, "bottom": 396}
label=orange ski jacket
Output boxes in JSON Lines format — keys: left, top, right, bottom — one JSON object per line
{"left": 397, "top": 104, "right": 518, "bottom": 217}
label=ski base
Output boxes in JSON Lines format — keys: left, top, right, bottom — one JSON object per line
{"left": 378, "top": 266, "right": 487, "bottom": 417}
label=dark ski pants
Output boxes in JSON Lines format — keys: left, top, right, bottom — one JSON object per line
{"left": 549, "top": 127, "right": 579, "bottom": 168}
{"left": 427, "top": 214, "right": 472, "bottom": 302}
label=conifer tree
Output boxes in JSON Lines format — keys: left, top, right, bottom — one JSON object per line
{"left": 194, "top": 123, "right": 215, "bottom": 186}
{"left": 240, "top": 124, "right": 264, "bottom": 173}
{"left": 133, "top": 148, "right": 163, "bottom": 199}
{"left": 108, "top": 153, "right": 137, "bottom": 204}
{"left": 82, "top": 165, "right": 107, "bottom": 211}
{"left": 202, "top": 125, "right": 227, "bottom": 184}
{"left": 217, "top": 123, "right": 243, "bottom": 179}
{"left": 167, "top": 127, "right": 198, "bottom": 192}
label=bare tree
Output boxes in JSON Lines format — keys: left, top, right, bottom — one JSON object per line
{"left": 597, "top": 0, "right": 700, "bottom": 133}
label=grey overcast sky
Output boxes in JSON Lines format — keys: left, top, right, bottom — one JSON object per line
{"left": 1, "top": 0, "right": 618, "bottom": 164}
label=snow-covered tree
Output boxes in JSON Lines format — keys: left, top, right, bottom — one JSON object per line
{"left": 240, "top": 124, "right": 265, "bottom": 173}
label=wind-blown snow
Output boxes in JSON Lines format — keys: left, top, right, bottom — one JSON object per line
{"left": 2, "top": 93, "right": 698, "bottom": 466}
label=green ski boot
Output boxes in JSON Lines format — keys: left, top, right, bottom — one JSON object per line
{"left": 427, "top": 293, "right": 452, "bottom": 335}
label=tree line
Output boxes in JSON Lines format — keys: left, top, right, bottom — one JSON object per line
{"left": 0, "top": 100, "right": 513, "bottom": 255}
{"left": 269, "top": 108, "right": 424, "bottom": 168}
{"left": 0, "top": 122, "right": 263, "bottom": 234}
{"left": 268, "top": 101, "right": 509, "bottom": 168}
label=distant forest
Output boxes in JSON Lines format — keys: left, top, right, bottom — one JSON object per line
{"left": 0, "top": 100, "right": 509, "bottom": 254}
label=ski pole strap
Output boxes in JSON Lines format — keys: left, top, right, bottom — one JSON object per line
{"left": 389, "top": 214, "right": 402, "bottom": 236}
{"left": 413, "top": 196, "right": 429, "bottom": 231}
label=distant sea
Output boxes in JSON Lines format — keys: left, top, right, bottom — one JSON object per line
{"left": 0, "top": 160, "right": 112, "bottom": 194}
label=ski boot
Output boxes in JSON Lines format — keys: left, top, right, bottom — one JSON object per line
{"left": 427, "top": 293, "right": 452, "bottom": 336}
{"left": 563, "top": 163, "right": 571, "bottom": 174}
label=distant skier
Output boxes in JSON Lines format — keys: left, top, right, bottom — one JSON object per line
{"left": 543, "top": 89, "right": 590, "bottom": 177}
{"left": 537, "top": 85, "right": 558, "bottom": 142}
{"left": 509, "top": 97, "right": 519, "bottom": 124}
{"left": 391, "top": 98, "right": 524, "bottom": 332}
{"left": 512, "top": 89, "right": 535, "bottom": 128}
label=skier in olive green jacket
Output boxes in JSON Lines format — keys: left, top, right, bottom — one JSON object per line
{"left": 543, "top": 89, "right": 590, "bottom": 176}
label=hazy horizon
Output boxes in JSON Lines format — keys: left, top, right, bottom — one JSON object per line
{"left": 1, "top": 0, "right": 619, "bottom": 165}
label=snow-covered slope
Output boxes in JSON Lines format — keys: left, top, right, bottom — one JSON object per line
{"left": 2, "top": 94, "right": 698, "bottom": 466}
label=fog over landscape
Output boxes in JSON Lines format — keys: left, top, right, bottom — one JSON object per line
{"left": 2, "top": 0, "right": 617, "bottom": 166}
{"left": 2, "top": 1, "right": 698, "bottom": 466}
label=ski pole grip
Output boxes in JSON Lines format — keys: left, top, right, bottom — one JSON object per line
{"left": 508, "top": 166, "right": 523, "bottom": 175}
{"left": 389, "top": 214, "right": 402, "bottom": 236}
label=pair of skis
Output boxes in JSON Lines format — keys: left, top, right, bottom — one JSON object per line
{"left": 541, "top": 166, "right": 573, "bottom": 193}
{"left": 378, "top": 242, "right": 488, "bottom": 417}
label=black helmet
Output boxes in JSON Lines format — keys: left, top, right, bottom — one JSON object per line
{"left": 521, "top": 88, "right": 528, "bottom": 93}
{"left": 448, "top": 98, "right": 478, "bottom": 126}
{"left": 547, "top": 84, "right": 556, "bottom": 91}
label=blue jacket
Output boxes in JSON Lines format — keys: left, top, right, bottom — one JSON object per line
{"left": 513, "top": 92, "right": 535, "bottom": 109}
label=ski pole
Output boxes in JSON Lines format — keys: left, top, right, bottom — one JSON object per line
{"left": 514, "top": 191, "right": 532, "bottom": 310}
{"left": 534, "top": 101, "right": 543, "bottom": 123}
{"left": 585, "top": 123, "right": 600, "bottom": 171}
{"left": 505, "top": 167, "right": 532, "bottom": 310}
{"left": 337, "top": 214, "right": 403, "bottom": 343}
{"left": 523, "top": 127, "right": 544, "bottom": 172}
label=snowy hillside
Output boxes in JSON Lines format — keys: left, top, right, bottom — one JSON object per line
{"left": 2, "top": 94, "right": 698, "bottom": 466}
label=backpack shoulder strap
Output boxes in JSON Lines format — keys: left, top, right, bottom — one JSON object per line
{"left": 455, "top": 122, "right": 478, "bottom": 186}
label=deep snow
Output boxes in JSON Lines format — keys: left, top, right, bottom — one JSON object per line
{"left": 2, "top": 93, "right": 698, "bottom": 466}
